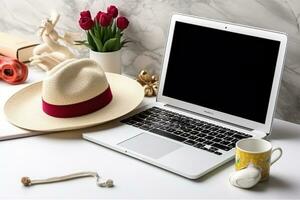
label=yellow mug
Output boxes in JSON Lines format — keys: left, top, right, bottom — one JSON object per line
{"left": 235, "top": 138, "right": 282, "bottom": 181}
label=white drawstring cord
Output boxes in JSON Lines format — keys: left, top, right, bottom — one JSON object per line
{"left": 21, "top": 171, "right": 114, "bottom": 188}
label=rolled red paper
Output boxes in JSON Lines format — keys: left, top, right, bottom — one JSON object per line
{"left": 0, "top": 55, "right": 28, "bottom": 84}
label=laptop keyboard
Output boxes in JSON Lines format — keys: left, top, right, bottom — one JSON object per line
{"left": 121, "top": 107, "right": 251, "bottom": 156}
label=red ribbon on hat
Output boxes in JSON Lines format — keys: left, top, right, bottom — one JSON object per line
{"left": 42, "top": 86, "right": 113, "bottom": 118}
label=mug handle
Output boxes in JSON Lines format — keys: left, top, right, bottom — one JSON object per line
{"left": 270, "top": 147, "right": 283, "bottom": 165}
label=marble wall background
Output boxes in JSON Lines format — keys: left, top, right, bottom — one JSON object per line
{"left": 1, "top": 0, "right": 300, "bottom": 124}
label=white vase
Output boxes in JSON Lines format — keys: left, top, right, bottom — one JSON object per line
{"left": 90, "top": 50, "right": 121, "bottom": 74}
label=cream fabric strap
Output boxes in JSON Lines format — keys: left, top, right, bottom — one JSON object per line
{"left": 21, "top": 171, "right": 113, "bottom": 188}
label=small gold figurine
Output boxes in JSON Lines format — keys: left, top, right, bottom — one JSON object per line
{"left": 137, "top": 70, "right": 159, "bottom": 97}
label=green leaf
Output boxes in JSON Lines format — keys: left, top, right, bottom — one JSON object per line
{"left": 95, "top": 22, "right": 101, "bottom": 39}
{"left": 121, "top": 39, "right": 130, "bottom": 47}
{"left": 103, "top": 38, "right": 121, "bottom": 52}
{"left": 100, "top": 27, "right": 104, "bottom": 43}
{"left": 89, "top": 30, "right": 103, "bottom": 51}
{"left": 103, "top": 28, "right": 109, "bottom": 44}
{"left": 108, "top": 26, "right": 112, "bottom": 39}
{"left": 112, "top": 22, "right": 116, "bottom": 37}
{"left": 95, "top": 21, "right": 99, "bottom": 30}
{"left": 116, "top": 29, "right": 121, "bottom": 38}
{"left": 83, "top": 42, "right": 94, "bottom": 49}
{"left": 87, "top": 32, "right": 97, "bottom": 51}
{"left": 73, "top": 40, "right": 86, "bottom": 44}
{"left": 115, "top": 37, "right": 121, "bottom": 50}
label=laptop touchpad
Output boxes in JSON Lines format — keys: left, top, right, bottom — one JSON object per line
{"left": 118, "top": 133, "right": 182, "bottom": 159}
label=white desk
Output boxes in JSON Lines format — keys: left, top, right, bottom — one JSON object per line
{"left": 1, "top": 70, "right": 300, "bottom": 199}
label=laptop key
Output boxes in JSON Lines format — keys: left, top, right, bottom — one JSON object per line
{"left": 151, "top": 129, "right": 186, "bottom": 142}
{"left": 220, "top": 140, "right": 231, "bottom": 145}
{"left": 231, "top": 138, "right": 239, "bottom": 144}
{"left": 184, "top": 140, "right": 197, "bottom": 145}
{"left": 137, "top": 114, "right": 148, "bottom": 119}
{"left": 228, "top": 142, "right": 236, "bottom": 149}
{"left": 196, "top": 138, "right": 205, "bottom": 143}
{"left": 210, "top": 146, "right": 219, "bottom": 151}
{"left": 225, "top": 131, "right": 236, "bottom": 136}
{"left": 212, "top": 143, "right": 231, "bottom": 151}
{"left": 173, "top": 131, "right": 184, "bottom": 135}
{"left": 209, "top": 127, "right": 219, "bottom": 131}
{"left": 233, "top": 134, "right": 249, "bottom": 139}
{"left": 181, "top": 133, "right": 191, "bottom": 138}
{"left": 214, "top": 151, "right": 222, "bottom": 155}
{"left": 202, "top": 129, "right": 211, "bottom": 133}
{"left": 212, "top": 138, "right": 222, "bottom": 143}
{"left": 194, "top": 127, "right": 204, "bottom": 131}
{"left": 194, "top": 143, "right": 205, "bottom": 148}
{"left": 207, "top": 148, "right": 216, "bottom": 153}
{"left": 216, "top": 134, "right": 226, "bottom": 138}
{"left": 186, "top": 125, "right": 196, "bottom": 129}
{"left": 189, "top": 135, "right": 198, "bottom": 140}
{"left": 203, "top": 125, "right": 212, "bottom": 129}
{"left": 216, "top": 129, "right": 226, "bottom": 133}
{"left": 167, "top": 128, "right": 176, "bottom": 133}
{"left": 200, "top": 146, "right": 209, "bottom": 151}
{"left": 196, "top": 133, "right": 206, "bottom": 138}
{"left": 132, "top": 122, "right": 143, "bottom": 127}
{"left": 224, "top": 136, "right": 234, "bottom": 141}
{"left": 189, "top": 130, "right": 198, "bottom": 135}
{"left": 140, "top": 125, "right": 151, "bottom": 130}
{"left": 124, "top": 120, "right": 135, "bottom": 125}
{"left": 205, "top": 135, "right": 214, "bottom": 140}
{"left": 209, "top": 132, "right": 219, "bottom": 136}
{"left": 132, "top": 117, "right": 144, "bottom": 123}
{"left": 179, "top": 127, "right": 191, "bottom": 132}
{"left": 203, "top": 140, "right": 213, "bottom": 145}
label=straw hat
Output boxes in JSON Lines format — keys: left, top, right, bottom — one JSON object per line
{"left": 4, "top": 58, "right": 144, "bottom": 132}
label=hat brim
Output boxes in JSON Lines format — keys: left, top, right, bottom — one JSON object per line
{"left": 4, "top": 73, "right": 144, "bottom": 132}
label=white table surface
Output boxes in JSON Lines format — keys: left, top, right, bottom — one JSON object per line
{"left": 1, "top": 68, "right": 300, "bottom": 199}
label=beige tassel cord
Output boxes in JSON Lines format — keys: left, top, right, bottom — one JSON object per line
{"left": 21, "top": 171, "right": 113, "bottom": 188}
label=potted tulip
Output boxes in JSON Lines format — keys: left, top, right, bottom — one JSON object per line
{"left": 78, "top": 5, "right": 129, "bottom": 74}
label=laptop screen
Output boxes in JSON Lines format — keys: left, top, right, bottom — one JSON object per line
{"left": 162, "top": 21, "right": 281, "bottom": 124}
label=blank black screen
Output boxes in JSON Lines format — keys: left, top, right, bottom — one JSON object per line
{"left": 163, "top": 22, "right": 280, "bottom": 123}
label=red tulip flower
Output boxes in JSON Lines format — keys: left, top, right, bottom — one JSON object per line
{"left": 99, "top": 13, "right": 112, "bottom": 27}
{"left": 117, "top": 16, "right": 129, "bottom": 30}
{"left": 107, "top": 5, "right": 118, "bottom": 18}
{"left": 79, "top": 17, "right": 94, "bottom": 30}
{"left": 95, "top": 11, "right": 103, "bottom": 22}
{"left": 80, "top": 10, "right": 92, "bottom": 19}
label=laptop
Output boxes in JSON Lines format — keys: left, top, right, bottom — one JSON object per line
{"left": 83, "top": 14, "right": 287, "bottom": 179}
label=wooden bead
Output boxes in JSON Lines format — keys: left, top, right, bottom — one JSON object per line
{"left": 21, "top": 177, "right": 31, "bottom": 186}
